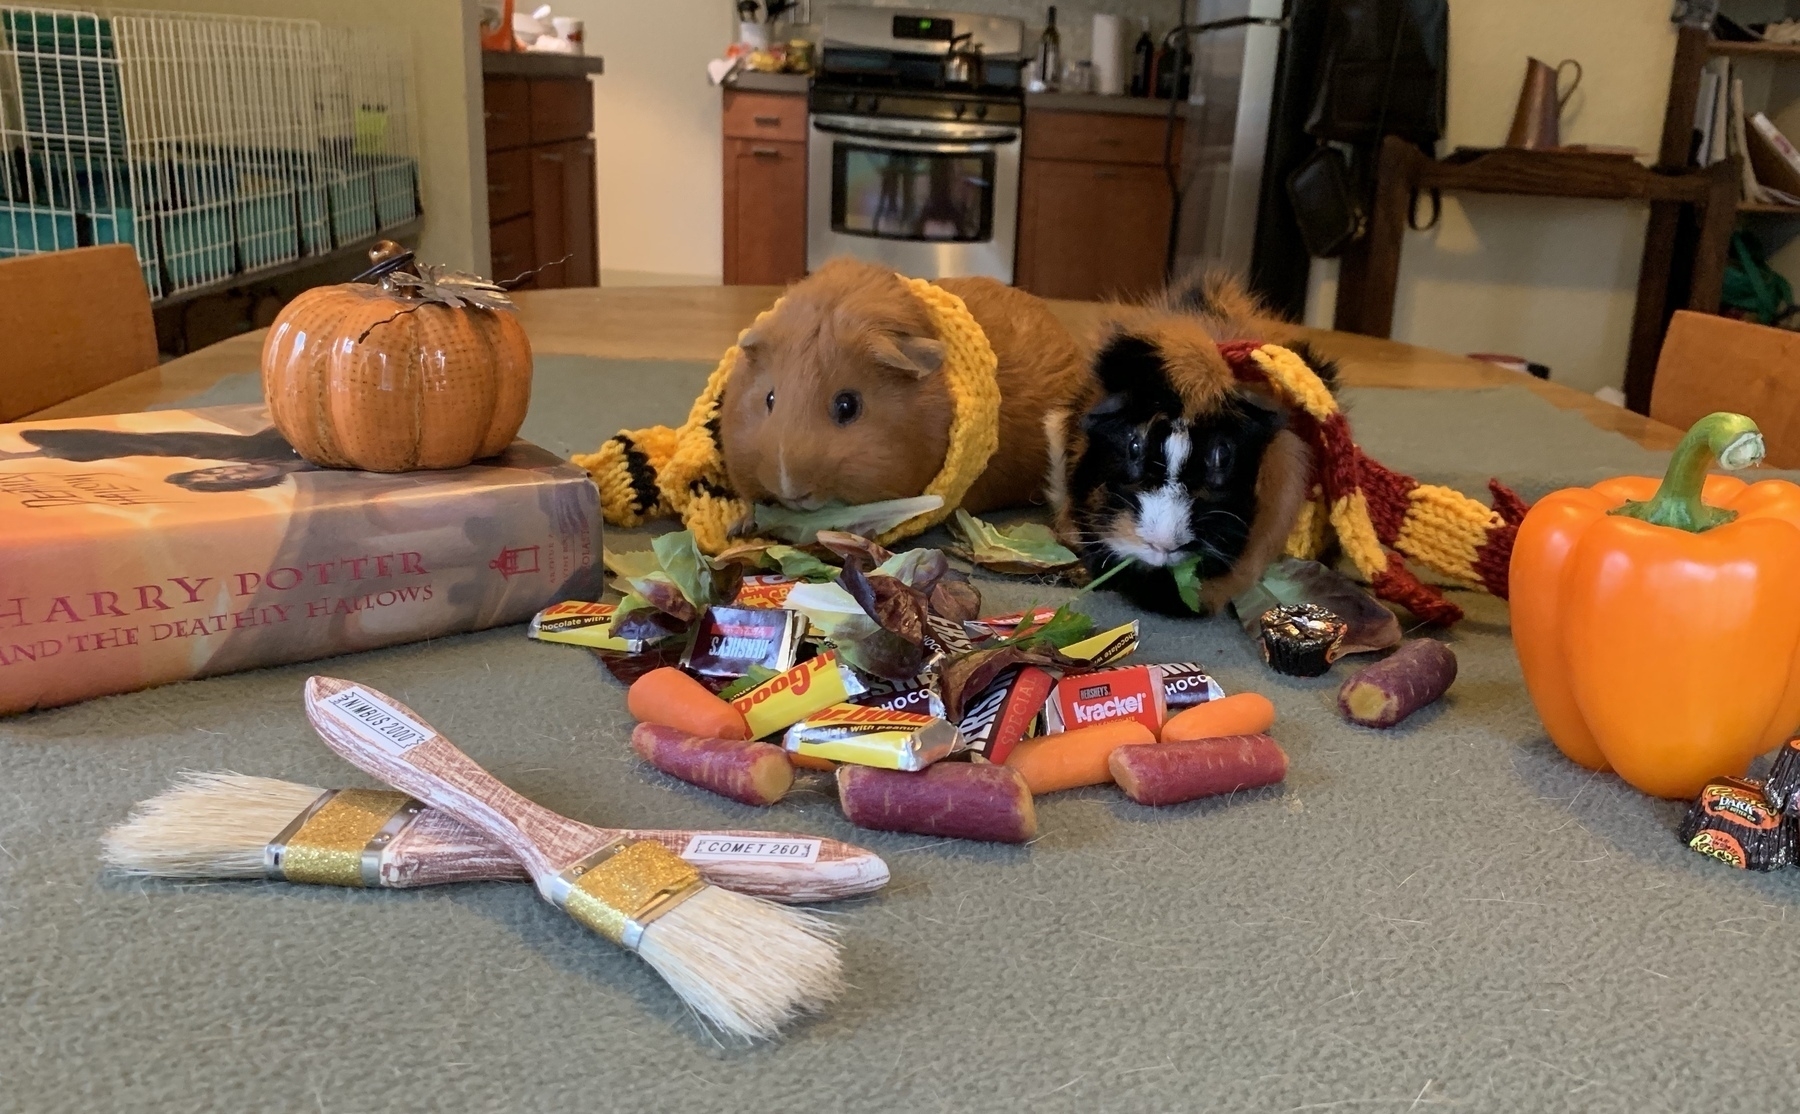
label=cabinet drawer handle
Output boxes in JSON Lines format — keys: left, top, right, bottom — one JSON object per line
{"left": 493, "top": 253, "right": 517, "bottom": 268}
{"left": 1094, "top": 169, "right": 1120, "bottom": 179}
{"left": 751, "top": 146, "right": 782, "bottom": 158}
{"left": 538, "top": 151, "right": 565, "bottom": 163}
{"left": 753, "top": 114, "right": 782, "bottom": 125}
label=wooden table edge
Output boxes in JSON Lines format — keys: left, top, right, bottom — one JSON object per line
{"left": 23, "top": 286, "right": 1684, "bottom": 453}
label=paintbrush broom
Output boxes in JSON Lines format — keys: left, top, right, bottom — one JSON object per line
{"left": 302, "top": 675, "right": 843, "bottom": 1039}
{"left": 102, "top": 771, "right": 890, "bottom": 903}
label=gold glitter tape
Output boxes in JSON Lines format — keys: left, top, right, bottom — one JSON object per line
{"left": 558, "top": 840, "right": 704, "bottom": 949}
{"left": 269, "top": 788, "right": 419, "bottom": 888}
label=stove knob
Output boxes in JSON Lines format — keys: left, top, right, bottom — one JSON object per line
{"left": 954, "top": 102, "right": 966, "bottom": 118}
{"left": 846, "top": 95, "right": 860, "bottom": 112}
{"left": 868, "top": 97, "right": 881, "bottom": 112}
{"left": 975, "top": 103, "right": 988, "bottom": 119}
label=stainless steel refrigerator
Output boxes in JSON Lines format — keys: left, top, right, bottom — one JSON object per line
{"left": 1172, "top": 0, "right": 1329, "bottom": 319}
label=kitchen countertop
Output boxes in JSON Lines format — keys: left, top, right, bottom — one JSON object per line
{"left": 725, "top": 71, "right": 811, "bottom": 94}
{"left": 1026, "top": 91, "right": 1189, "bottom": 116}
{"left": 481, "top": 50, "right": 605, "bottom": 78}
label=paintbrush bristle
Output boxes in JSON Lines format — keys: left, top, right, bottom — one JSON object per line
{"left": 101, "top": 772, "right": 324, "bottom": 879}
{"left": 639, "top": 884, "right": 843, "bottom": 1040}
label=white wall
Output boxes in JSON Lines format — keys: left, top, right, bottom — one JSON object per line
{"left": 138, "top": 0, "right": 487, "bottom": 271}
{"left": 552, "top": 0, "right": 732, "bottom": 284}
{"left": 1305, "top": 0, "right": 1680, "bottom": 395}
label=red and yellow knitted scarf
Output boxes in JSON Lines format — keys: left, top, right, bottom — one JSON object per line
{"left": 1220, "top": 340, "right": 1525, "bottom": 625}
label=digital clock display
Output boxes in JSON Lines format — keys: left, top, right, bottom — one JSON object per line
{"left": 892, "top": 14, "right": 954, "bottom": 41}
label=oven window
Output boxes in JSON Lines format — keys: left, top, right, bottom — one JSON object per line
{"left": 831, "top": 143, "right": 993, "bottom": 243}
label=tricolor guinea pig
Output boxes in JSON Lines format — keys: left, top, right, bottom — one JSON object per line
{"left": 718, "top": 257, "right": 1094, "bottom": 515}
{"left": 1050, "top": 273, "right": 1335, "bottom": 616}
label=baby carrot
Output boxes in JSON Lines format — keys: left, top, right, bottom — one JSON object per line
{"left": 1159, "top": 692, "right": 1275, "bottom": 743}
{"left": 627, "top": 666, "right": 751, "bottom": 740}
{"left": 1004, "top": 720, "right": 1156, "bottom": 795}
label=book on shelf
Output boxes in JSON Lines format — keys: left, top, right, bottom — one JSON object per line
{"left": 1747, "top": 111, "right": 1800, "bottom": 202}
{"left": 1730, "top": 77, "right": 1768, "bottom": 203}
{"left": 1694, "top": 60, "right": 1723, "bottom": 166}
{"left": 0, "top": 404, "right": 604, "bottom": 715}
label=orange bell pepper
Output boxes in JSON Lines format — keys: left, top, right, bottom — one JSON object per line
{"left": 1511, "top": 412, "right": 1800, "bottom": 799}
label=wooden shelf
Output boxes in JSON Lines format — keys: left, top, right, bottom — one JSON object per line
{"left": 150, "top": 218, "right": 422, "bottom": 307}
{"left": 1709, "top": 38, "right": 1800, "bottom": 59}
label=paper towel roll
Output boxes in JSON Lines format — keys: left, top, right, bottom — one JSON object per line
{"left": 1092, "top": 13, "right": 1124, "bottom": 96}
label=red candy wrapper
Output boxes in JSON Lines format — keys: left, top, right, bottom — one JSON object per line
{"left": 734, "top": 574, "right": 802, "bottom": 610}
{"left": 680, "top": 606, "right": 807, "bottom": 678}
{"left": 962, "top": 606, "right": 1062, "bottom": 642}
{"left": 956, "top": 664, "right": 1055, "bottom": 763}
{"left": 1044, "top": 665, "right": 1167, "bottom": 735}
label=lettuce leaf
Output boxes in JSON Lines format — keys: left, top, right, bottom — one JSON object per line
{"left": 948, "top": 510, "right": 1079, "bottom": 574}
{"left": 751, "top": 495, "right": 944, "bottom": 545}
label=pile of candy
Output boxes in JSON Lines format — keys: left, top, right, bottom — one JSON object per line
{"left": 528, "top": 529, "right": 1290, "bottom": 843}
{"left": 1679, "top": 737, "right": 1800, "bottom": 871}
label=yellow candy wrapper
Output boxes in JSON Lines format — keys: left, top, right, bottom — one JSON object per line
{"left": 783, "top": 703, "right": 968, "bottom": 771}
{"left": 1059, "top": 620, "right": 1139, "bottom": 668}
{"left": 729, "top": 650, "right": 868, "bottom": 739}
{"left": 527, "top": 601, "right": 643, "bottom": 653}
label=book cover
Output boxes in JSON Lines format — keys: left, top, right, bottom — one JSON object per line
{"left": 1748, "top": 113, "right": 1800, "bottom": 197}
{"left": 0, "top": 404, "right": 604, "bottom": 714}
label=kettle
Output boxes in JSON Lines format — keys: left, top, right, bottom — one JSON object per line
{"left": 1505, "top": 57, "right": 1582, "bottom": 150}
{"left": 944, "top": 31, "right": 983, "bottom": 86}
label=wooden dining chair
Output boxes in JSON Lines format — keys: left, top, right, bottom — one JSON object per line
{"left": 1650, "top": 309, "right": 1800, "bottom": 469}
{"left": 0, "top": 245, "right": 159, "bottom": 423}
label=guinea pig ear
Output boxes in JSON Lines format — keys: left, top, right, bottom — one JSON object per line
{"left": 870, "top": 333, "right": 946, "bottom": 379}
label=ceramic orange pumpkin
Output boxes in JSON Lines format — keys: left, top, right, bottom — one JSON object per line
{"left": 262, "top": 246, "right": 532, "bottom": 472}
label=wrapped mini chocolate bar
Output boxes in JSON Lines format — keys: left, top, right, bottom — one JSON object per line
{"left": 728, "top": 649, "right": 867, "bottom": 738}
{"left": 734, "top": 573, "right": 803, "bottom": 610}
{"left": 923, "top": 614, "right": 979, "bottom": 657}
{"left": 956, "top": 664, "right": 1055, "bottom": 763}
{"left": 962, "top": 606, "right": 1062, "bottom": 642}
{"left": 526, "top": 601, "right": 643, "bottom": 653}
{"left": 1159, "top": 662, "right": 1225, "bottom": 709}
{"left": 1678, "top": 777, "right": 1794, "bottom": 871}
{"left": 1762, "top": 736, "right": 1800, "bottom": 814}
{"left": 1044, "top": 665, "right": 1167, "bottom": 735}
{"left": 681, "top": 606, "right": 807, "bottom": 678}
{"left": 1059, "top": 621, "right": 1140, "bottom": 668}
{"left": 784, "top": 703, "right": 969, "bottom": 771}
{"left": 849, "top": 676, "right": 946, "bottom": 720}
{"left": 1257, "top": 604, "right": 1346, "bottom": 677}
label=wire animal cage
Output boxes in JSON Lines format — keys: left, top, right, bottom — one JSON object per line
{"left": 0, "top": 6, "right": 419, "bottom": 299}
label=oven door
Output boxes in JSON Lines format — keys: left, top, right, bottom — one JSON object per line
{"left": 808, "top": 114, "right": 1020, "bottom": 282}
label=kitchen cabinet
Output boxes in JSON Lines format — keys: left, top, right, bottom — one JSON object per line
{"left": 483, "top": 64, "right": 600, "bottom": 289}
{"left": 1015, "top": 109, "right": 1183, "bottom": 302}
{"left": 722, "top": 88, "right": 808, "bottom": 286}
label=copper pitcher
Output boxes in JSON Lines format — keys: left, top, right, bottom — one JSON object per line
{"left": 1505, "top": 57, "right": 1582, "bottom": 150}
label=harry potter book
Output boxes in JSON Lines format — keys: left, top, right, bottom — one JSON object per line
{"left": 0, "top": 404, "right": 603, "bottom": 715}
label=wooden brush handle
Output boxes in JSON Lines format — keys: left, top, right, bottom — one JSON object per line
{"left": 305, "top": 676, "right": 595, "bottom": 881}
{"left": 308, "top": 677, "right": 893, "bottom": 901}
{"left": 381, "top": 812, "right": 890, "bottom": 902}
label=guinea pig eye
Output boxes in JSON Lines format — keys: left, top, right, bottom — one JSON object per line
{"left": 1126, "top": 430, "right": 1144, "bottom": 459}
{"left": 831, "top": 389, "right": 863, "bottom": 426}
{"left": 1206, "top": 440, "right": 1234, "bottom": 478}
{"left": 765, "top": 389, "right": 775, "bottom": 413}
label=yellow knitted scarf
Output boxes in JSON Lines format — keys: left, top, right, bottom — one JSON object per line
{"left": 574, "top": 277, "right": 1001, "bottom": 554}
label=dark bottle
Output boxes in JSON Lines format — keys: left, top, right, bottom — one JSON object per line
{"left": 1129, "top": 17, "right": 1153, "bottom": 97}
{"left": 1037, "top": 5, "right": 1061, "bottom": 91}
{"left": 1154, "top": 33, "right": 1191, "bottom": 100}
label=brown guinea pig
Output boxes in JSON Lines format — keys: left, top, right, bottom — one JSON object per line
{"left": 1051, "top": 272, "right": 1333, "bottom": 616}
{"left": 717, "top": 257, "right": 1095, "bottom": 514}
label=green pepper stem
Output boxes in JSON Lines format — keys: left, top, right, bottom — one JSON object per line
{"left": 1610, "top": 411, "right": 1764, "bottom": 532}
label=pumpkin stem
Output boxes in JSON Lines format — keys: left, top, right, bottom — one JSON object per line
{"left": 1611, "top": 411, "right": 1764, "bottom": 533}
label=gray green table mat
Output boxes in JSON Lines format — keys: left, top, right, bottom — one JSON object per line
{"left": 4, "top": 358, "right": 1792, "bottom": 1112}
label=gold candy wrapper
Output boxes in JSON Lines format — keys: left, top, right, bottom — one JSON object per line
{"left": 729, "top": 650, "right": 867, "bottom": 738}
{"left": 527, "top": 601, "right": 643, "bottom": 653}
{"left": 1060, "top": 620, "right": 1139, "bottom": 667}
{"left": 783, "top": 703, "right": 969, "bottom": 771}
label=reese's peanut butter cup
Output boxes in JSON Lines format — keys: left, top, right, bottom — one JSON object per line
{"left": 1678, "top": 777, "right": 1794, "bottom": 871}
{"left": 1761, "top": 735, "right": 1800, "bottom": 814}
{"left": 1257, "top": 604, "right": 1345, "bottom": 677}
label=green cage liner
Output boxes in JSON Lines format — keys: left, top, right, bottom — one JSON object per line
{"left": 327, "top": 167, "right": 376, "bottom": 246}
{"left": 0, "top": 198, "right": 72, "bottom": 257}
{"left": 372, "top": 156, "right": 418, "bottom": 229}
{"left": 1, "top": 9, "right": 125, "bottom": 153}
